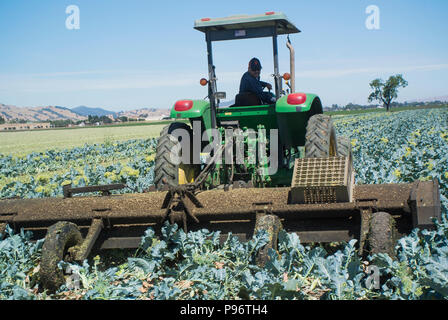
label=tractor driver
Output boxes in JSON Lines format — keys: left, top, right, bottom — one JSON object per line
{"left": 239, "top": 57, "right": 276, "bottom": 104}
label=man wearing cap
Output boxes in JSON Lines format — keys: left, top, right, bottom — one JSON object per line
{"left": 239, "top": 57, "right": 276, "bottom": 104}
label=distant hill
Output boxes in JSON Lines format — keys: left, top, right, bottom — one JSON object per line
{"left": 70, "top": 106, "right": 171, "bottom": 120}
{"left": 71, "top": 106, "right": 116, "bottom": 117}
{"left": 0, "top": 104, "right": 86, "bottom": 122}
{"left": 0, "top": 103, "right": 171, "bottom": 122}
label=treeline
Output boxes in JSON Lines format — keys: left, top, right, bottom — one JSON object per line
{"left": 88, "top": 115, "right": 146, "bottom": 123}
{"left": 48, "top": 116, "right": 114, "bottom": 128}
{"left": 4, "top": 118, "right": 28, "bottom": 124}
{"left": 48, "top": 115, "right": 148, "bottom": 127}
{"left": 49, "top": 119, "right": 81, "bottom": 127}
{"left": 116, "top": 116, "right": 147, "bottom": 122}
{"left": 326, "top": 100, "right": 447, "bottom": 111}
{"left": 87, "top": 115, "right": 113, "bottom": 124}
{"left": 1, "top": 114, "right": 151, "bottom": 128}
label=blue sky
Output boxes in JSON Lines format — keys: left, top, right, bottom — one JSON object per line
{"left": 0, "top": 0, "right": 447, "bottom": 111}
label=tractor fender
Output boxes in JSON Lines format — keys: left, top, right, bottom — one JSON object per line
{"left": 275, "top": 93, "right": 321, "bottom": 113}
{"left": 170, "top": 100, "right": 210, "bottom": 119}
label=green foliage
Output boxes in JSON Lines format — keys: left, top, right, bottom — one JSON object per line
{"left": 1, "top": 219, "right": 447, "bottom": 300}
{"left": 333, "top": 108, "right": 448, "bottom": 212}
{"left": 371, "top": 218, "right": 448, "bottom": 299}
{"left": 0, "top": 226, "right": 43, "bottom": 299}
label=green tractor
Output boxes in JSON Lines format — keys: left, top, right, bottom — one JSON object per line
{"left": 155, "top": 12, "right": 347, "bottom": 191}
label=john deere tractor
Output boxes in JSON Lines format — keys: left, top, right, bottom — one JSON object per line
{"left": 154, "top": 12, "right": 347, "bottom": 191}
{"left": 0, "top": 12, "right": 440, "bottom": 292}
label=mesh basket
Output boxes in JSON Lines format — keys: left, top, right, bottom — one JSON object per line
{"left": 290, "top": 157, "right": 354, "bottom": 204}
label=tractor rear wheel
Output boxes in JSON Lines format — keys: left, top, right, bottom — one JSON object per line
{"left": 39, "top": 221, "right": 83, "bottom": 292}
{"left": 305, "top": 114, "right": 338, "bottom": 158}
{"left": 154, "top": 122, "right": 200, "bottom": 190}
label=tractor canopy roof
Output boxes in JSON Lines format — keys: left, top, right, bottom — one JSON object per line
{"left": 194, "top": 12, "right": 300, "bottom": 41}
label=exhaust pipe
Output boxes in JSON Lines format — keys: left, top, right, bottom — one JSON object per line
{"left": 286, "top": 37, "right": 295, "bottom": 93}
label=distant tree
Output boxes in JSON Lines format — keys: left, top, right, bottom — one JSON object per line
{"left": 100, "top": 115, "right": 112, "bottom": 124}
{"left": 119, "top": 116, "right": 128, "bottom": 122}
{"left": 368, "top": 74, "right": 408, "bottom": 112}
{"left": 88, "top": 115, "right": 101, "bottom": 124}
{"left": 0, "top": 116, "right": 4, "bottom": 124}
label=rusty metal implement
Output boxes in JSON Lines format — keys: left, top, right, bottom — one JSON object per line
{"left": 0, "top": 157, "right": 441, "bottom": 291}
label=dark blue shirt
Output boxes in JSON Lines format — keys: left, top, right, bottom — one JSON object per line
{"left": 239, "top": 71, "right": 271, "bottom": 103}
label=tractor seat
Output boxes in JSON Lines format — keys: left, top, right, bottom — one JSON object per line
{"left": 233, "top": 92, "right": 261, "bottom": 107}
